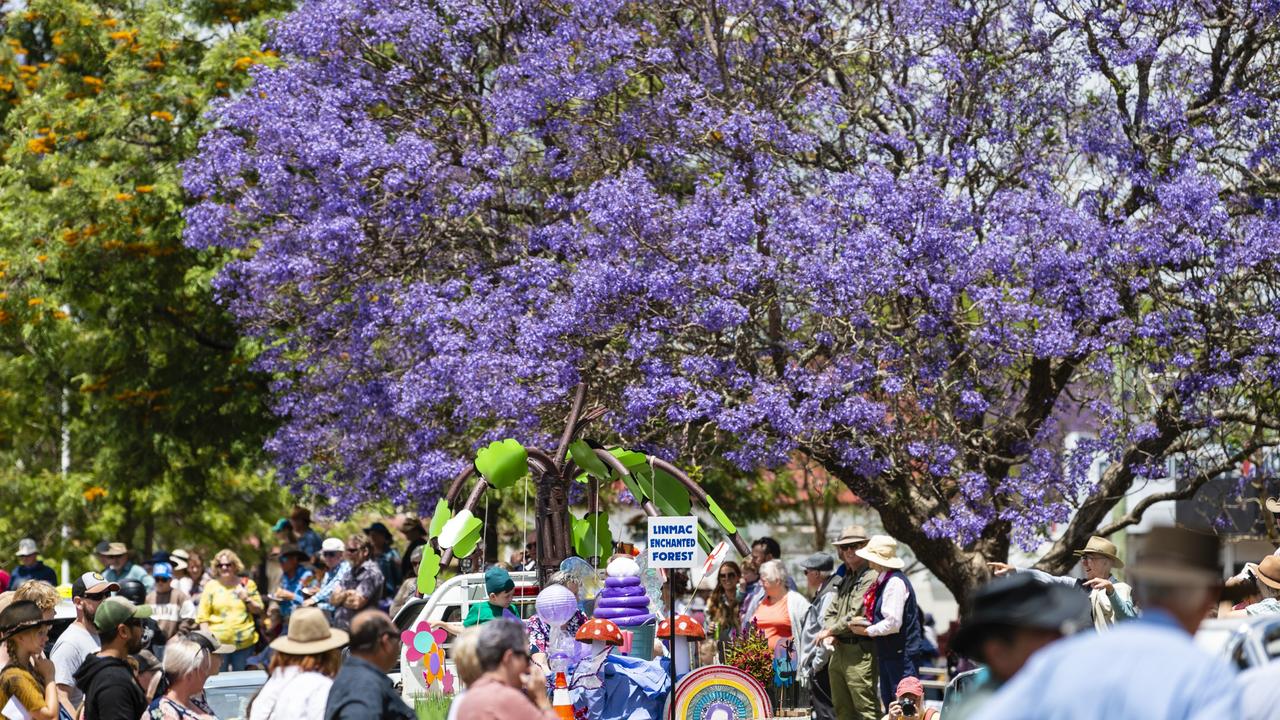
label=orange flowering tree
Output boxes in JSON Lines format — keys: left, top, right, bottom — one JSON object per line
{"left": 0, "top": 0, "right": 291, "bottom": 567}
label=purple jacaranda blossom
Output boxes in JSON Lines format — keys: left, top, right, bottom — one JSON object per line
{"left": 185, "top": 0, "right": 1280, "bottom": 597}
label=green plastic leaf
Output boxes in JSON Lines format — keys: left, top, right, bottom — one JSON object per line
{"left": 619, "top": 471, "right": 648, "bottom": 506}
{"left": 651, "top": 469, "right": 692, "bottom": 516}
{"left": 451, "top": 525, "right": 483, "bottom": 560}
{"left": 697, "top": 524, "right": 713, "bottom": 553}
{"left": 704, "top": 495, "right": 737, "bottom": 534}
{"left": 428, "top": 498, "right": 452, "bottom": 539}
{"left": 570, "top": 441, "right": 610, "bottom": 481}
{"left": 439, "top": 509, "right": 482, "bottom": 549}
{"left": 609, "top": 448, "right": 650, "bottom": 469}
{"left": 474, "top": 439, "right": 528, "bottom": 490}
{"left": 573, "top": 511, "right": 613, "bottom": 559}
{"left": 416, "top": 545, "right": 442, "bottom": 595}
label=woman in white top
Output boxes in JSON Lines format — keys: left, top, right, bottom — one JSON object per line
{"left": 248, "top": 607, "right": 349, "bottom": 720}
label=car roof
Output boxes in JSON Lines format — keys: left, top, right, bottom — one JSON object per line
{"left": 204, "top": 670, "right": 267, "bottom": 688}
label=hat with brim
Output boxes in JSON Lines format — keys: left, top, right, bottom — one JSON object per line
{"left": 1072, "top": 536, "right": 1124, "bottom": 568}
{"left": 269, "top": 607, "right": 349, "bottom": 654}
{"left": 1127, "top": 526, "right": 1221, "bottom": 587}
{"left": 855, "top": 535, "right": 905, "bottom": 570}
{"left": 953, "top": 574, "right": 1090, "bottom": 662}
{"left": 1252, "top": 556, "right": 1280, "bottom": 591}
{"left": 0, "top": 601, "right": 58, "bottom": 643}
{"left": 278, "top": 543, "right": 309, "bottom": 562}
{"left": 101, "top": 542, "right": 127, "bottom": 557}
{"left": 832, "top": 525, "right": 869, "bottom": 547}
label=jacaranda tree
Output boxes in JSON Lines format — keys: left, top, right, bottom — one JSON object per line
{"left": 186, "top": 0, "right": 1280, "bottom": 598}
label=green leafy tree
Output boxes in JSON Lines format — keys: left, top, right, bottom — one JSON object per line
{"left": 0, "top": 0, "right": 292, "bottom": 569}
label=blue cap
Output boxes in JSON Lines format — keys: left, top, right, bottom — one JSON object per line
{"left": 272, "top": 518, "right": 291, "bottom": 533}
{"left": 152, "top": 562, "right": 173, "bottom": 579}
{"left": 484, "top": 566, "right": 514, "bottom": 595}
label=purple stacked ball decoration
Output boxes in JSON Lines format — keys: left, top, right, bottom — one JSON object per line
{"left": 593, "top": 556, "right": 654, "bottom": 627}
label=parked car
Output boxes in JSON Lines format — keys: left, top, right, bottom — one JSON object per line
{"left": 1196, "top": 614, "right": 1280, "bottom": 670}
{"left": 396, "top": 570, "right": 540, "bottom": 701}
{"left": 202, "top": 670, "right": 267, "bottom": 720}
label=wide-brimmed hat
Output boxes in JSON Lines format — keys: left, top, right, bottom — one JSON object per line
{"left": 952, "top": 574, "right": 1090, "bottom": 662}
{"left": 1252, "top": 556, "right": 1280, "bottom": 591}
{"left": 1127, "top": 526, "right": 1221, "bottom": 586}
{"left": 1073, "top": 536, "right": 1124, "bottom": 568}
{"left": 855, "top": 535, "right": 905, "bottom": 569}
{"left": 269, "top": 607, "right": 349, "bottom": 654}
{"left": 0, "top": 600, "right": 58, "bottom": 643}
{"left": 364, "top": 521, "right": 392, "bottom": 539}
{"left": 278, "top": 543, "right": 309, "bottom": 562}
{"left": 832, "top": 525, "right": 869, "bottom": 547}
{"left": 99, "top": 542, "right": 127, "bottom": 557}
{"left": 16, "top": 539, "right": 37, "bottom": 557}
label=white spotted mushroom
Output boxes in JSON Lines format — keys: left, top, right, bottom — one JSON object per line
{"left": 575, "top": 617, "right": 624, "bottom": 654}
{"left": 657, "top": 615, "right": 705, "bottom": 675}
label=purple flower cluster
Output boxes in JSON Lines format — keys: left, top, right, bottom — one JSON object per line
{"left": 185, "top": 0, "right": 1280, "bottom": 554}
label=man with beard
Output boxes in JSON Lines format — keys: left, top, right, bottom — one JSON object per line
{"left": 74, "top": 597, "right": 151, "bottom": 720}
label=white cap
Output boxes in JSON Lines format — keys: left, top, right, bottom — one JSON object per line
{"left": 16, "top": 539, "right": 37, "bottom": 557}
{"left": 321, "top": 537, "right": 344, "bottom": 553}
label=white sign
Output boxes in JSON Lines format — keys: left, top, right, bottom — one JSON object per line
{"left": 647, "top": 515, "right": 699, "bottom": 568}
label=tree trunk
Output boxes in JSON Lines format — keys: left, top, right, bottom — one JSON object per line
{"left": 535, "top": 468, "right": 572, "bottom": 585}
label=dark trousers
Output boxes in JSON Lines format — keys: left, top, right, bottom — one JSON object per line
{"left": 810, "top": 663, "right": 837, "bottom": 720}
{"left": 877, "top": 650, "right": 919, "bottom": 710}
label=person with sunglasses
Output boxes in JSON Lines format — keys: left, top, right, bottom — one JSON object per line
{"left": 329, "top": 536, "right": 384, "bottom": 633}
{"left": 302, "top": 538, "right": 350, "bottom": 619}
{"left": 74, "top": 597, "right": 151, "bottom": 720}
{"left": 452, "top": 619, "right": 556, "bottom": 720}
{"left": 50, "top": 572, "right": 118, "bottom": 717}
{"left": 701, "top": 560, "right": 742, "bottom": 665}
{"left": 195, "top": 550, "right": 263, "bottom": 672}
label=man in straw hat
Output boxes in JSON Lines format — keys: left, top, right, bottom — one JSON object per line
{"left": 1219, "top": 554, "right": 1280, "bottom": 617}
{"left": 942, "top": 574, "right": 1089, "bottom": 720}
{"left": 975, "top": 525, "right": 1240, "bottom": 718}
{"left": 988, "top": 534, "right": 1138, "bottom": 630}
{"left": 811, "top": 525, "right": 879, "bottom": 720}
{"left": 846, "top": 535, "right": 932, "bottom": 712}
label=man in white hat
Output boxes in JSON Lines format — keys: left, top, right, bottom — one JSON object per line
{"left": 846, "top": 535, "right": 932, "bottom": 711}
{"left": 10, "top": 538, "right": 58, "bottom": 589}
{"left": 976, "top": 526, "right": 1239, "bottom": 718}
{"left": 811, "top": 525, "right": 879, "bottom": 720}
{"left": 988, "top": 534, "right": 1137, "bottom": 630}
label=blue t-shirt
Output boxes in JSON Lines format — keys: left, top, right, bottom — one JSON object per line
{"left": 10, "top": 562, "right": 58, "bottom": 589}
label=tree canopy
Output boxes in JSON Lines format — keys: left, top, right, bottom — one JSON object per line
{"left": 186, "top": 0, "right": 1280, "bottom": 597}
{"left": 0, "top": 0, "right": 292, "bottom": 563}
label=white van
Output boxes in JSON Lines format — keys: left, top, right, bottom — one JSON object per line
{"left": 395, "top": 571, "right": 541, "bottom": 701}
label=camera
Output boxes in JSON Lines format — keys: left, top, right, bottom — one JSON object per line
{"left": 899, "top": 698, "right": 917, "bottom": 717}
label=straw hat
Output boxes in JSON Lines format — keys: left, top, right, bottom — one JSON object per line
{"left": 269, "top": 607, "right": 349, "bottom": 655}
{"left": 855, "top": 535, "right": 905, "bottom": 570}
{"left": 1073, "top": 536, "right": 1124, "bottom": 568}
{"left": 1252, "top": 556, "right": 1280, "bottom": 591}
{"left": 831, "top": 525, "right": 869, "bottom": 547}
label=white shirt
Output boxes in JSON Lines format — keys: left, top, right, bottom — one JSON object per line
{"left": 865, "top": 576, "right": 906, "bottom": 637}
{"left": 248, "top": 666, "right": 334, "bottom": 720}
{"left": 49, "top": 622, "right": 100, "bottom": 707}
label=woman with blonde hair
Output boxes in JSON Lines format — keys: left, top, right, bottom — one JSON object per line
{"left": 248, "top": 607, "right": 348, "bottom": 719}
{"left": 0, "top": 600, "right": 59, "bottom": 719}
{"left": 196, "top": 549, "right": 262, "bottom": 671}
{"left": 444, "top": 627, "right": 482, "bottom": 720}
{"left": 12, "top": 582, "right": 59, "bottom": 620}
{"left": 145, "top": 635, "right": 216, "bottom": 719}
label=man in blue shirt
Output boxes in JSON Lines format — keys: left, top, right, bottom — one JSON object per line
{"left": 11, "top": 538, "right": 58, "bottom": 588}
{"left": 271, "top": 544, "right": 315, "bottom": 627}
{"left": 97, "top": 541, "right": 154, "bottom": 591}
{"left": 975, "top": 526, "right": 1240, "bottom": 719}
{"left": 303, "top": 537, "right": 350, "bottom": 618}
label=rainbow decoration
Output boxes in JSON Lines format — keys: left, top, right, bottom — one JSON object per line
{"left": 666, "top": 665, "right": 771, "bottom": 720}
{"left": 401, "top": 621, "right": 448, "bottom": 687}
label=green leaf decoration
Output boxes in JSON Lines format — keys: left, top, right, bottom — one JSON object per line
{"left": 570, "top": 441, "right": 610, "bottom": 480}
{"left": 439, "top": 509, "right": 482, "bottom": 549}
{"left": 609, "top": 448, "right": 650, "bottom": 469}
{"left": 451, "top": 525, "right": 483, "bottom": 560}
{"left": 573, "top": 511, "right": 613, "bottom": 559}
{"left": 651, "top": 469, "right": 692, "bottom": 516}
{"left": 619, "top": 471, "right": 648, "bottom": 506}
{"left": 697, "top": 524, "right": 713, "bottom": 553}
{"left": 704, "top": 495, "right": 737, "bottom": 534}
{"left": 416, "top": 544, "right": 442, "bottom": 595}
{"left": 474, "top": 439, "right": 528, "bottom": 490}
{"left": 428, "top": 498, "right": 452, "bottom": 539}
